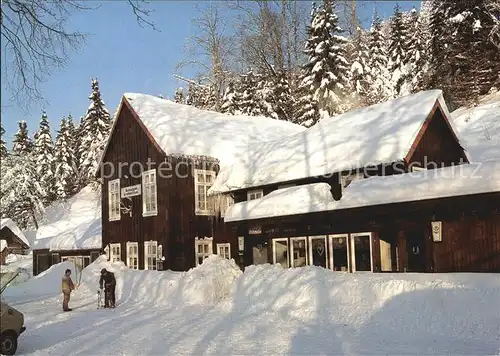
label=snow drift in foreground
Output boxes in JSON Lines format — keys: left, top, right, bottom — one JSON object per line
{"left": 3, "top": 257, "right": 500, "bottom": 355}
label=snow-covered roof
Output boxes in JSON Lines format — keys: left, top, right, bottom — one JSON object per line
{"left": 451, "top": 90, "right": 500, "bottom": 163}
{"left": 211, "top": 90, "right": 462, "bottom": 194}
{"left": 224, "top": 161, "right": 500, "bottom": 222}
{"left": 33, "top": 186, "right": 102, "bottom": 251}
{"left": 0, "top": 218, "right": 30, "bottom": 248}
{"left": 117, "top": 93, "right": 305, "bottom": 170}
{"left": 0, "top": 239, "right": 7, "bottom": 252}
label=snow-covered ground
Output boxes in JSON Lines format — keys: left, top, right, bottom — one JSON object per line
{"left": 2, "top": 256, "right": 499, "bottom": 355}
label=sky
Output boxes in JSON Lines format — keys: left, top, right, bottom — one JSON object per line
{"left": 0, "top": 1, "right": 420, "bottom": 144}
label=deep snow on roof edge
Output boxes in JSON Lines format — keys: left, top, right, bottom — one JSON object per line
{"left": 210, "top": 90, "right": 462, "bottom": 194}
{"left": 122, "top": 93, "right": 305, "bottom": 170}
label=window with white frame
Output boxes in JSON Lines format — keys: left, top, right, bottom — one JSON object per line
{"left": 142, "top": 169, "right": 158, "bottom": 216}
{"left": 217, "top": 243, "right": 231, "bottom": 259}
{"left": 247, "top": 189, "right": 263, "bottom": 201}
{"left": 108, "top": 179, "right": 121, "bottom": 221}
{"left": 195, "top": 238, "right": 213, "bottom": 266}
{"left": 194, "top": 169, "right": 216, "bottom": 215}
{"left": 126, "top": 242, "right": 138, "bottom": 270}
{"left": 220, "top": 194, "right": 234, "bottom": 218}
{"left": 144, "top": 241, "right": 158, "bottom": 270}
{"left": 110, "top": 243, "right": 121, "bottom": 263}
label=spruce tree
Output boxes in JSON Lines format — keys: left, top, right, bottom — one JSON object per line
{"left": 293, "top": 89, "right": 320, "bottom": 127}
{"left": 1, "top": 154, "right": 45, "bottom": 229}
{"left": 300, "top": 0, "right": 350, "bottom": 115}
{"left": 367, "top": 12, "right": 393, "bottom": 105}
{"left": 174, "top": 87, "right": 185, "bottom": 104}
{"left": 349, "top": 27, "right": 371, "bottom": 106}
{"left": 0, "top": 124, "right": 7, "bottom": 159}
{"left": 12, "top": 121, "right": 34, "bottom": 156}
{"left": 271, "top": 72, "right": 295, "bottom": 121}
{"left": 78, "top": 78, "right": 111, "bottom": 185}
{"left": 220, "top": 81, "right": 243, "bottom": 115}
{"left": 239, "top": 70, "right": 261, "bottom": 116}
{"left": 54, "top": 117, "right": 77, "bottom": 199}
{"left": 405, "top": 7, "right": 430, "bottom": 93}
{"left": 34, "top": 111, "right": 56, "bottom": 203}
{"left": 388, "top": 4, "right": 410, "bottom": 96}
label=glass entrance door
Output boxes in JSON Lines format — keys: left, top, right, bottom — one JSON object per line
{"left": 329, "top": 234, "right": 349, "bottom": 271}
{"left": 272, "top": 238, "right": 289, "bottom": 268}
{"left": 290, "top": 237, "right": 308, "bottom": 267}
{"left": 309, "top": 236, "right": 327, "bottom": 268}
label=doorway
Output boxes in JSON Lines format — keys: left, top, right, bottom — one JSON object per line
{"left": 309, "top": 236, "right": 327, "bottom": 268}
{"left": 328, "top": 234, "right": 350, "bottom": 272}
{"left": 405, "top": 228, "right": 427, "bottom": 272}
{"left": 290, "top": 237, "right": 308, "bottom": 267}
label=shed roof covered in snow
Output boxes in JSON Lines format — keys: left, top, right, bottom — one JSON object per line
{"left": 0, "top": 218, "right": 30, "bottom": 248}
{"left": 33, "top": 187, "right": 102, "bottom": 251}
{"left": 210, "top": 90, "right": 465, "bottom": 194}
{"left": 224, "top": 161, "right": 500, "bottom": 222}
{"left": 98, "top": 93, "right": 305, "bottom": 173}
{"left": 451, "top": 90, "right": 500, "bottom": 163}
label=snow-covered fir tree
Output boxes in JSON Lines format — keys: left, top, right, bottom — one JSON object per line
{"left": 404, "top": 7, "right": 430, "bottom": 93}
{"left": 348, "top": 27, "right": 371, "bottom": 106}
{"left": 300, "top": 0, "right": 350, "bottom": 116}
{"left": 220, "top": 81, "right": 243, "bottom": 115}
{"left": 1, "top": 153, "right": 45, "bottom": 229}
{"left": 12, "top": 121, "right": 34, "bottom": 156}
{"left": 239, "top": 70, "right": 262, "bottom": 116}
{"left": 367, "top": 12, "right": 393, "bottom": 105}
{"left": 270, "top": 72, "right": 295, "bottom": 121}
{"left": 78, "top": 78, "right": 111, "bottom": 185}
{"left": 0, "top": 124, "right": 7, "bottom": 159}
{"left": 174, "top": 87, "right": 185, "bottom": 104}
{"left": 34, "top": 111, "right": 56, "bottom": 203}
{"left": 293, "top": 88, "right": 320, "bottom": 127}
{"left": 388, "top": 4, "right": 410, "bottom": 96}
{"left": 54, "top": 116, "right": 77, "bottom": 199}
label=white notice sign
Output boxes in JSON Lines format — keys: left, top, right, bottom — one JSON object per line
{"left": 121, "top": 184, "right": 141, "bottom": 198}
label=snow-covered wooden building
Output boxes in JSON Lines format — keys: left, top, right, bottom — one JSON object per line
{"left": 97, "top": 93, "right": 303, "bottom": 271}
{"left": 0, "top": 218, "right": 31, "bottom": 258}
{"left": 211, "top": 90, "right": 500, "bottom": 273}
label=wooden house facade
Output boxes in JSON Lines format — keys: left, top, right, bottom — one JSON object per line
{"left": 32, "top": 248, "right": 102, "bottom": 276}
{"left": 99, "top": 90, "right": 499, "bottom": 273}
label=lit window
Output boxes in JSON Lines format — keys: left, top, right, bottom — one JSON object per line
{"left": 108, "top": 179, "right": 120, "bottom": 221}
{"left": 144, "top": 240, "right": 158, "bottom": 270}
{"left": 195, "top": 238, "right": 213, "bottom": 266}
{"left": 142, "top": 169, "right": 158, "bottom": 216}
{"left": 126, "top": 242, "right": 138, "bottom": 270}
{"left": 194, "top": 169, "right": 216, "bottom": 215}
{"left": 217, "top": 243, "right": 231, "bottom": 259}
{"left": 247, "top": 189, "right": 263, "bottom": 201}
{"left": 110, "top": 243, "right": 121, "bottom": 263}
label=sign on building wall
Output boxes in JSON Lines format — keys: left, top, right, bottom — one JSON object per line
{"left": 249, "top": 225, "right": 262, "bottom": 235}
{"left": 431, "top": 221, "right": 442, "bottom": 242}
{"left": 121, "top": 184, "right": 141, "bottom": 198}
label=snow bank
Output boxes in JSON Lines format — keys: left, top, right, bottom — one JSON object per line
{"left": 122, "top": 93, "right": 305, "bottom": 171}
{"left": 78, "top": 255, "right": 242, "bottom": 307}
{"left": 226, "top": 161, "right": 500, "bottom": 221}
{"left": 4, "top": 261, "right": 75, "bottom": 298}
{"left": 227, "top": 264, "right": 500, "bottom": 354}
{"left": 211, "top": 90, "right": 462, "bottom": 193}
{"left": 452, "top": 90, "right": 500, "bottom": 162}
{"left": 33, "top": 186, "right": 101, "bottom": 251}
{"left": 0, "top": 218, "right": 30, "bottom": 247}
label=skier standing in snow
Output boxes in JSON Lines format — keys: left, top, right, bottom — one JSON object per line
{"left": 99, "top": 268, "right": 116, "bottom": 308}
{"left": 61, "top": 269, "right": 75, "bottom": 311}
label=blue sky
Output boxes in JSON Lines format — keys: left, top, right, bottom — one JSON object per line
{"left": 1, "top": 1, "right": 420, "bottom": 144}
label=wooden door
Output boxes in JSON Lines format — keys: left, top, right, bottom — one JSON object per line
{"left": 406, "top": 228, "right": 426, "bottom": 272}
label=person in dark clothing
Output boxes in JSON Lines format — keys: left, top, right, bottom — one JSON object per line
{"left": 99, "top": 268, "right": 116, "bottom": 308}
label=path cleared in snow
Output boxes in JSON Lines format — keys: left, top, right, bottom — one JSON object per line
{"left": 3, "top": 256, "right": 500, "bottom": 355}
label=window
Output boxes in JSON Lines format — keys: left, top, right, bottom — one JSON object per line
{"left": 309, "top": 236, "right": 327, "bottom": 268}
{"left": 110, "top": 243, "right": 121, "bottom": 263}
{"left": 127, "top": 242, "right": 139, "bottom": 270}
{"left": 220, "top": 194, "right": 234, "bottom": 218}
{"left": 328, "top": 234, "right": 349, "bottom": 272}
{"left": 350, "top": 233, "right": 373, "bottom": 272}
{"left": 290, "top": 237, "right": 308, "bottom": 267}
{"left": 108, "top": 179, "right": 121, "bottom": 221}
{"left": 272, "top": 238, "right": 289, "bottom": 268}
{"left": 217, "top": 243, "right": 231, "bottom": 259}
{"left": 142, "top": 169, "right": 158, "bottom": 216}
{"left": 194, "top": 169, "right": 216, "bottom": 215}
{"left": 247, "top": 189, "right": 263, "bottom": 201}
{"left": 144, "top": 241, "right": 158, "bottom": 270}
{"left": 195, "top": 238, "right": 213, "bottom": 266}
